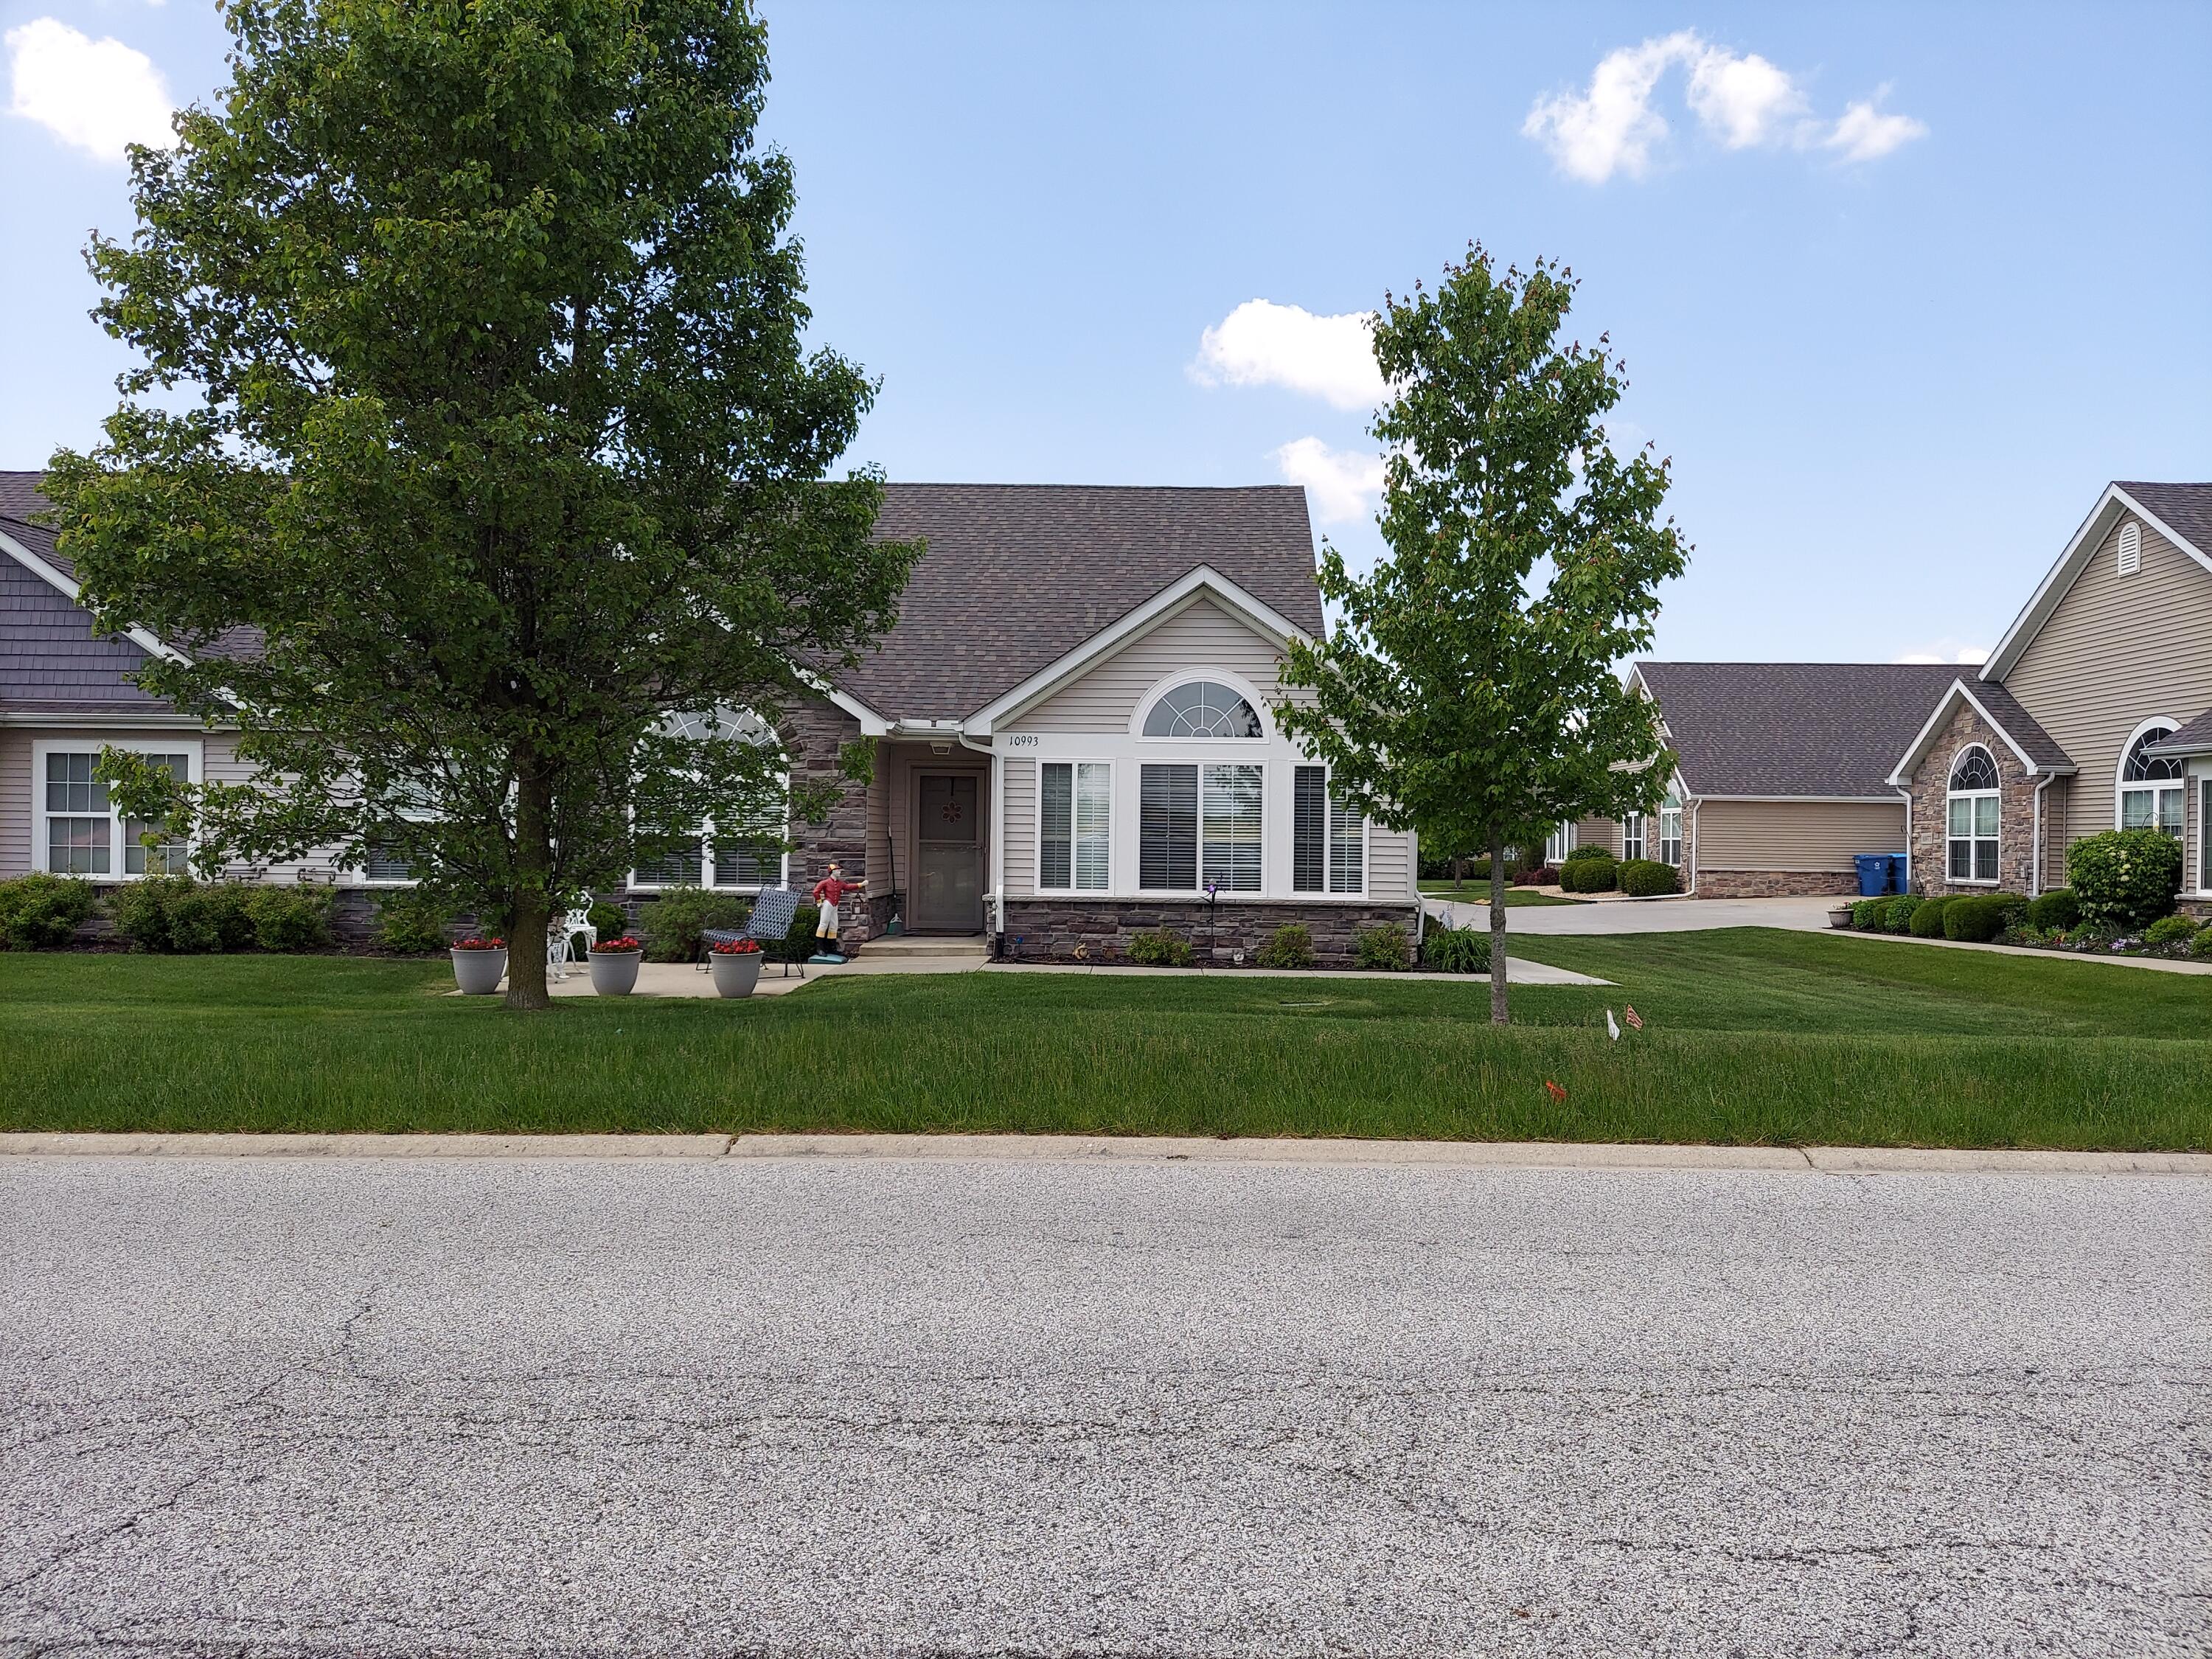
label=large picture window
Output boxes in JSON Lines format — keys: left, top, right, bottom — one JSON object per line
{"left": 1292, "top": 766, "right": 1364, "bottom": 894}
{"left": 1947, "top": 745, "right": 2000, "bottom": 883}
{"left": 2118, "top": 723, "right": 2184, "bottom": 838}
{"left": 1200, "top": 765, "right": 1263, "bottom": 891}
{"left": 1138, "top": 762, "right": 1261, "bottom": 891}
{"left": 36, "top": 743, "right": 196, "bottom": 879}
{"left": 1040, "top": 762, "right": 1110, "bottom": 891}
{"left": 1139, "top": 764, "right": 1197, "bottom": 889}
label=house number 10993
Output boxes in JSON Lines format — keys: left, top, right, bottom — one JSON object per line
{"left": 1001, "top": 734, "right": 1039, "bottom": 749}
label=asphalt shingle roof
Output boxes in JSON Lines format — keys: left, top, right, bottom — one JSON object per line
{"left": 2116, "top": 481, "right": 2212, "bottom": 559}
{"left": 1634, "top": 661, "right": 1968, "bottom": 798}
{"left": 1961, "top": 679, "right": 2073, "bottom": 772}
{"left": 841, "top": 484, "right": 1322, "bottom": 720}
{"left": 2146, "top": 706, "right": 2212, "bottom": 759}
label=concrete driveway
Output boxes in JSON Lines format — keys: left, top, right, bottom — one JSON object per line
{"left": 4, "top": 1150, "right": 2205, "bottom": 1657}
{"left": 1425, "top": 891, "right": 1848, "bottom": 934}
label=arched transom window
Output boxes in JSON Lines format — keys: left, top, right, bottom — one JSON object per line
{"left": 1947, "top": 745, "right": 2000, "bottom": 883}
{"left": 2119, "top": 724, "right": 2184, "bottom": 838}
{"left": 1142, "top": 680, "right": 1263, "bottom": 739}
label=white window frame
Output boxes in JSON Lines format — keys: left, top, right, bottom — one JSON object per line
{"left": 1543, "top": 821, "right": 1576, "bottom": 864}
{"left": 1035, "top": 759, "right": 1113, "bottom": 893}
{"left": 1946, "top": 744, "right": 2001, "bottom": 886}
{"left": 1133, "top": 672, "right": 1272, "bottom": 744}
{"left": 629, "top": 709, "right": 790, "bottom": 892}
{"left": 2115, "top": 717, "right": 2185, "bottom": 840}
{"left": 32, "top": 738, "right": 202, "bottom": 882}
{"left": 1291, "top": 764, "right": 1368, "bottom": 896}
{"left": 2197, "top": 773, "right": 2212, "bottom": 897}
{"left": 1658, "top": 792, "right": 1683, "bottom": 867}
{"left": 1621, "top": 811, "right": 1645, "bottom": 863}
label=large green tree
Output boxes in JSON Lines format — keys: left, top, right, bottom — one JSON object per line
{"left": 45, "top": 0, "right": 917, "bottom": 1008}
{"left": 1275, "top": 248, "right": 1688, "bottom": 1023}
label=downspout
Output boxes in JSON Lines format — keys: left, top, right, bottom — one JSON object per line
{"left": 1896, "top": 787, "right": 1913, "bottom": 894}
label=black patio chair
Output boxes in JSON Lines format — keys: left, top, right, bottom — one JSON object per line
{"left": 699, "top": 885, "right": 804, "bottom": 978}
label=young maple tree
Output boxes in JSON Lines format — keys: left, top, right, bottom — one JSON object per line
{"left": 1274, "top": 247, "right": 1688, "bottom": 1023}
{"left": 44, "top": 0, "right": 917, "bottom": 1008}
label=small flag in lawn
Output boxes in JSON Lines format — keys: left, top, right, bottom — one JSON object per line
{"left": 1624, "top": 1004, "right": 1644, "bottom": 1031}
{"left": 1543, "top": 1079, "right": 1568, "bottom": 1104}
{"left": 1605, "top": 1008, "right": 1621, "bottom": 1042}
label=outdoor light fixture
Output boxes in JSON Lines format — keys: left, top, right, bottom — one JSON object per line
{"left": 931, "top": 740, "right": 952, "bottom": 755}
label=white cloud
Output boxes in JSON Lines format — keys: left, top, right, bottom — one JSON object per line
{"left": 1895, "top": 641, "right": 1989, "bottom": 666}
{"left": 1524, "top": 33, "right": 1922, "bottom": 182}
{"left": 1826, "top": 96, "right": 1929, "bottom": 163}
{"left": 1191, "top": 299, "right": 1385, "bottom": 413}
{"left": 5, "top": 17, "right": 173, "bottom": 163}
{"left": 1273, "top": 437, "right": 1384, "bottom": 526}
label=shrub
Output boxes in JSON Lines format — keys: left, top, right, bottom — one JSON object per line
{"left": 2025, "top": 887, "right": 2079, "bottom": 931}
{"left": 110, "top": 876, "right": 257, "bottom": 953}
{"left": 1127, "top": 928, "right": 1194, "bottom": 967}
{"left": 1849, "top": 897, "right": 1887, "bottom": 930}
{"left": 1354, "top": 922, "right": 1410, "bottom": 971}
{"left": 1254, "top": 922, "right": 1315, "bottom": 970}
{"left": 637, "top": 885, "right": 753, "bottom": 962}
{"left": 2067, "top": 829, "right": 2183, "bottom": 928}
{"left": 2143, "top": 914, "right": 2199, "bottom": 950}
{"left": 1943, "top": 894, "right": 2023, "bottom": 944}
{"left": 2192, "top": 925, "right": 2212, "bottom": 961}
{"left": 1563, "top": 844, "right": 1613, "bottom": 863}
{"left": 372, "top": 888, "right": 450, "bottom": 955}
{"left": 1558, "top": 854, "right": 1618, "bottom": 893}
{"left": 1419, "top": 923, "right": 1490, "bottom": 975}
{"left": 1882, "top": 895, "right": 1921, "bottom": 934}
{"left": 1517, "top": 864, "right": 1562, "bottom": 888}
{"left": 1908, "top": 896, "right": 1954, "bottom": 938}
{"left": 0, "top": 873, "right": 97, "bottom": 950}
{"left": 585, "top": 900, "right": 629, "bottom": 938}
{"left": 782, "top": 902, "right": 823, "bottom": 961}
{"left": 248, "top": 884, "right": 334, "bottom": 953}
{"left": 1617, "top": 858, "right": 1680, "bottom": 898}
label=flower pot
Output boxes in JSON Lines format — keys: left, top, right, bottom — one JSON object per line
{"left": 450, "top": 947, "right": 507, "bottom": 995}
{"left": 1828, "top": 905, "right": 1855, "bottom": 929}
{"left": 588, "top": 948, "right": 642, "bottom": 996}
{"left": 709, "top": 951, "right": 762, "bottom": 998}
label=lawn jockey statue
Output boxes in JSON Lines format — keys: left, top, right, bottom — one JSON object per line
{"left": 810, "top": 861, "right": 860, "bottom": 964}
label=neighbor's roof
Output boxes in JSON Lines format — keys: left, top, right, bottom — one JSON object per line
{"left": 1632, "top": 660, "right": 1967, "bottom": 797}
{"left": 2146, "top": 706, "right": 2212, "bottom": 759}
{"left": 839, "top": 484, "right": 1321, "bottom": 720}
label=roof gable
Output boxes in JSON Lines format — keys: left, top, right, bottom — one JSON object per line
{"left": 1885, "top": 677, "right": 2075, "bottom": 786}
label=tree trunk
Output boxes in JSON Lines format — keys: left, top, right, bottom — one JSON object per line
{"left": 1452, "top": 855, "right": 1464, "bottom": 892}
{"left": 1488, "top": 825, "right": 1509, "bottom": 1026}
{"left": 504, "top": 768, "right": 554, "bottom": 1012}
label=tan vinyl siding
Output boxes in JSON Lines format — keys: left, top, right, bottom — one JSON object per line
{"left": 1694, "top": 799, "right": 1907, "bottom": 872}
{"left": 2003, "top": 514, "right": 2212, "bottom": 879}
{"left": 1367, "top": 824, "right": 1414, "bottom": 902}
{"left": 1574, "top": 815, "right": 1619, "bottom": 856}
{"left": 0, "top": 727, "right": 29, "bottom": 878}
{"left": 1012, "top": 597, "right": 1304, "bottom": 731}
{"left": 1001, "top": 756, "right": 1036, "bottom": 897}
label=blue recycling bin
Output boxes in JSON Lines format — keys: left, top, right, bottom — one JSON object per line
{"left": 1888, "top": 852, "right": 1910, "bottom": 895}
{"left": 1853, "top": 854, "right": 1891, "bottom": 897}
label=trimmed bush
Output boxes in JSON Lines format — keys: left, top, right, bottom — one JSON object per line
{"left": 2067, "top": 829, "right": 2183, "bottom": 928}
{"left": 782, "top": 902, "right": 823, "bottom": 961}
{"left": 1518, "top": 864, "right": 1562, "bottom": 888}
{"left": 1943, "top": 894, "right": 2023, "bottom": 944}
{"left": 2143, "top": 914, "right": 2199, "bottom": 950}
{"left": 585, "top": 900, "right": 629, "bottom": 938}
{"left": 248, "top": 885, "right": 334, "bottom": 953}
{"left": 109, "top": 875, "right": 255, "bottom": 953}
{"left": 638, "top": 885, "right": 753, "bottom": 963}
{"left": 1882, "top": 895, "right": 1921, "bottom": 934}
{"left": 2191, "top": 925, "right": 2212, "bottom": 961}
{"left": 0, "top": 874, "right": 98, "bottom": 950}
{"left": 1127, "top": 928, "right": 1194, "bottom": 967}
{"left": 1354, "top": 922, "right": 1411, "bottom": 971}
{"left": 1908, "top": 896, "right": 1954, "bottom": 938}
{"left": 1558, "top": 854, "right": 1618, "bottom": 894}
{"left": 2025, "top": 887, "right": 2079, "bottom": 931}
{"left": 1254, "top": 923, "right": 1315, "bottom": 970}
{"left": 1563, "top": 845, "right": 1613, "bottom": 863}
{"left": 1849, "top": 897, "right": 1887, "bottom": 930}
{"left": 1617, "top": 858, "right": 1680, "bottom": 898}
{"left": 372, "top": 887, "right": 450, "bottom": 955}
{"left": 1419, "top": 923, "right": 1491, "bottom": 975}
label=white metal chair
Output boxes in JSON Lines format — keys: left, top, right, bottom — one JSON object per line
{"left": 547, "top": 906, "right": 597, "bottom": 983}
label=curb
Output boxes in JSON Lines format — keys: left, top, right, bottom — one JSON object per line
{"left": 2, "top": 1132, "right": 2207, "bottom": 1176}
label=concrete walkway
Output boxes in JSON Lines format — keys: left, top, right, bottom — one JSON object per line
{"left": 1422, "top": 891, "right": 1845, "bottom": 935}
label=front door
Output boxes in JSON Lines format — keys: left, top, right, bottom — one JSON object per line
{"left": 913, "top": 773, "right": 983, "bottom": 932}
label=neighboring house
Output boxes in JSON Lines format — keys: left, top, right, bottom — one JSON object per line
{"left": 1, "top": 475, "right": 1422, "bottom": 962}
{"left": 1887, "top": 481, "right": 2212, "bottom": 914}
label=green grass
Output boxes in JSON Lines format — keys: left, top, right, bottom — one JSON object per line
{"left": 3, "top": 931, "right": 2207, "bottom": 1150}
{"left": 1417, "top": 883, "right": 1582, "bottom": 905}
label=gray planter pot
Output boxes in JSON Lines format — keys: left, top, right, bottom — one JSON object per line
{"left": 709, "top": 950, "right": 762, "bottom": 998}
{"left": 450, "top": 947, "right": 507, "bottom": 995}
{"left": 588, "top": 948, "right": 642, "bottom": 996}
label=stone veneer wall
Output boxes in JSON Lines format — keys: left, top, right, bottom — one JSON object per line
{"left": 1002, "top": 899, "right": 1421, "bottom": 969}
{"left": 1905, "top": 702, "right": 2038, "bottom": 897}
{"left": 774, "top": 695, "right": 872, "bottom": 945}
{"left": 1694, "top": 869, "right": 1860, "bottom": 899}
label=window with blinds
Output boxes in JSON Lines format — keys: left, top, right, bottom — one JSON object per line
{"left": 1040, "top": 762, "right": 1110, "bottom": 890}
{"left": 1293, "top": 765, "right": 1364, "bottom": 893}
{"left": 1201, "top": 764, "right": 1263, "bottom": 891}
{"left": 1139, "top": 764, "right": 1197, "bottom": 890}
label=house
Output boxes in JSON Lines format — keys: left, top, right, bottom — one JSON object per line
{"left": 1, "top": 474, "right": 1422, "bottom": 962}
{"left": 1565, "top": 479, "right": 2212, "bottom": 908}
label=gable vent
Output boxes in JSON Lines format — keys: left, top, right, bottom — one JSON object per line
{"left": 2118, "top": 521, "right": 2142, "bottom": 576}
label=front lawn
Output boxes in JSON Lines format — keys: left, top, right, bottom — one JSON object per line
{"left": 1417, "top": 883, "right": 1581, "bottom": 905}
{"left": 2, "top": 932, "right": 2206, "bottom": 1150}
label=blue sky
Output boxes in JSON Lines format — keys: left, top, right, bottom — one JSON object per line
{"left": 4, "top": 1, "right": 2207, "bottom": 664}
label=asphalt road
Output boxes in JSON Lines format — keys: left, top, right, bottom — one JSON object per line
{"left": 4, "top": 1155, "right": 2207, "bottom": 1658}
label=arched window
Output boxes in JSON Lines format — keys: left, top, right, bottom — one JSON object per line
{"left": 1141, "top": 680, "right": 1264, "bottom": 739}
{"left": 633, "top": 707, "right": 787, "bottom": 890}
{"left": 2118, "top": 723, "right": 2183, "bottom": 838}
{"left": 1946, "top": 745, "right": 2000, "bottom": 883}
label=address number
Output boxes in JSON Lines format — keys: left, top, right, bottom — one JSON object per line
{"left": 1001, "top": 734, "right": 1040, "bottom": 748}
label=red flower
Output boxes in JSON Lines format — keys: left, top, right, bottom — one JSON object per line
{"left": 592, "top": 936, "right": 643, "bottom": 953}
{"left": 452, "top": 936, "right": 505, "bottom": 950}
{"left": 709, "top": 938, "right": 762, "bottom": 954}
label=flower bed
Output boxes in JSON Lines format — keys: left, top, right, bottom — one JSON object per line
{"left": 1838, "top": 892, "right": 2212, "bottom": 962}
